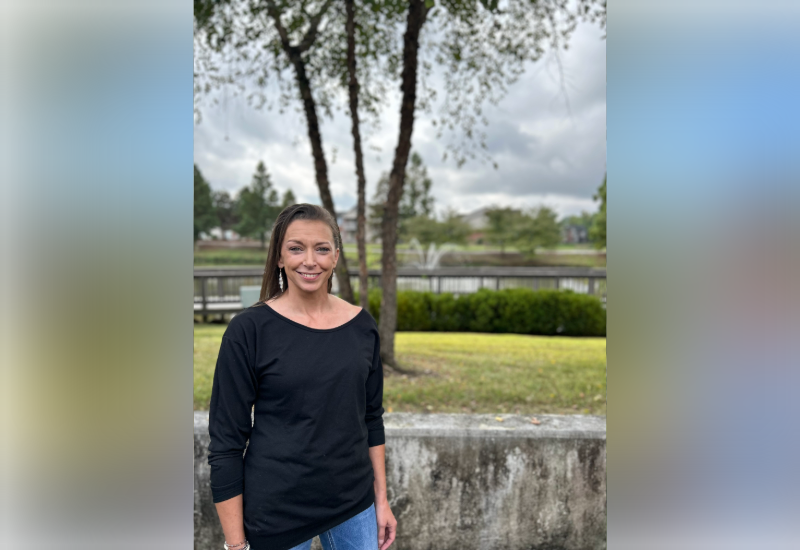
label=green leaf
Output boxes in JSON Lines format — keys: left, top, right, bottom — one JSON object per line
{"left": 424, "top": 0, "right": 435, "bottom": 8}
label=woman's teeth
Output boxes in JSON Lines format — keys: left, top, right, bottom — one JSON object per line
{"left": 299, "top": 272, "right": 320, "bottom": 279}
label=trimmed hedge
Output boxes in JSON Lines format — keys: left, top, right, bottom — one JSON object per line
{"left": 355, "top": 288, "right": 605, "bottom": 337}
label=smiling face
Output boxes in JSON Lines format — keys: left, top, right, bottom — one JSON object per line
{"left": 277, "top": 219, "right": 339, "bottom": 295}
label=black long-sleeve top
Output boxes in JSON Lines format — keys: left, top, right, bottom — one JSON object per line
{"left": 207, "top": 304, "right": 385, "bottom": 550}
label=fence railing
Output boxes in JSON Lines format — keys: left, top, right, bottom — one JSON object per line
{"left": 194, "top": 266, "right": 606, "bottom": 318}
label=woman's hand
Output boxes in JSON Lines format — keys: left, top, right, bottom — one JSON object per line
{"left": 375, "top": 498, "right": 397, "bottom": 550}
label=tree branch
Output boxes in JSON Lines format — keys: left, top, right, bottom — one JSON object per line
{"left": 265, "top": 0, "right": 333, "bottom": 55}
{"left": 265, "top": 0, "right": 294, "bottom": 54}
{"left": 298, "top": 0, "right": 335, "bottom": 52}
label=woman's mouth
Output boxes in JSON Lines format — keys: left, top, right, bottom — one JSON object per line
{"left": 297, "top": 272, "right": 322, "bottom": 280}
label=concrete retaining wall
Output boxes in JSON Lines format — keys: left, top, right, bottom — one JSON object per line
{"left": 194, "top": 412, "right": 606, "bottom": 550}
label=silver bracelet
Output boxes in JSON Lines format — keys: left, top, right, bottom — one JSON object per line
{"left": 223, "top": 541, "right": 249, "bottom": 550}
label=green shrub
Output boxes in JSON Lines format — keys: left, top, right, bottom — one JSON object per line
{"left": 354, "top": 287, "right": 383, "bottom": 323}
{"left": 353, "top": 288, "right": 605, "bottom": 337}
{"left": 429, "top": 293, "right": 461, "bottom": 331}
{"left": 397, "top": 291, "right": 433, "bottom": 331}
{"left": 557, "top": 291, "right": 606, "bottom": 336}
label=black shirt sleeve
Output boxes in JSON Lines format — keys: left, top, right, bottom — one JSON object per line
{"left": 365, "top": 331, "right": 385, "bottom": 447}
{"left": 207, "top": 330, "right": 257, "bottom": 503}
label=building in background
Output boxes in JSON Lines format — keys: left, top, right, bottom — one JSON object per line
{"left": 337, "top": 206, "right": 376, "bottom": 244}
{"left": 460, "top": 207, "right": 489, "bottom": 243}
{"left": 561, "top": 224, "right": 590, "bottom": 244}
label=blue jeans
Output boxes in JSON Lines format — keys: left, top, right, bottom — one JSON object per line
{"left": 286, "top": 502, "right": 378, "bottom": 550}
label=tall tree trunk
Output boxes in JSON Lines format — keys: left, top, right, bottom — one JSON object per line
{"left": 379, "top": 0, "right": 428, "bottom": 367}
{"left": 287, "top": 52, "right": 355, "bottom": 302}
{"left": 345, "top": 0, "right": 369, "bottom": 311}
{"left": 267, "top": 0, "right": 355, "bottom": 303}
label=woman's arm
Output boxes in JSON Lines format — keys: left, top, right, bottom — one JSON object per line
{"left": 214, "top": 495, "right": 247, "bottom": 549}
{"left": 208, "top": 328, "right": 257, "bottom": 548}
{"left": 369, "top": 444, "right": 396, "bottom": 550}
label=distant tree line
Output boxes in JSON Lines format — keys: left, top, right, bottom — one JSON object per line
{"left": 365, "top": 154, "right": 606, "bottom": 254}
{"left": 194, "top": 160, "right": 296, "bottom": 249}
{"left": 196, "top": 155, "right": 606, "bottom": 255}
{"left": 483, "top": 206, "right": 561, "bottom": 256}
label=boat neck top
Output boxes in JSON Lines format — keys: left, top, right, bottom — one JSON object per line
{"left": 207, "top": 304, "right": 385, "bottom": 550}
{"left": 259, "top": 301, "right": 366, "bottom": 333}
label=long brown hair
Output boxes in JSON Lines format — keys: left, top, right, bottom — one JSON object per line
{"left": 257, "top": 203, "right": 341, "bottom": 304}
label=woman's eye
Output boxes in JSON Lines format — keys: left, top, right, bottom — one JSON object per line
{"left": 289, "top": 246, "right": 302, "bottom": 252}
{"left": 317, "top": 247, "right": 330, "bottom": 253}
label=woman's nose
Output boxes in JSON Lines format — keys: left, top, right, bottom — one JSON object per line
{"left": 303, "top": 249, "right": 316, "bottom": 265}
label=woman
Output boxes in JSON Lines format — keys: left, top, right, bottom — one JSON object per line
{"left": 208, "top": 204, "right": 397, "bottom": 550}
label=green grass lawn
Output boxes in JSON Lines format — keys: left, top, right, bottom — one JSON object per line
{"left": 194, "top": 327, "right": 606, "bottom": 415}
{"left": 194, "top": 247, "right": 269, "bottom": 266}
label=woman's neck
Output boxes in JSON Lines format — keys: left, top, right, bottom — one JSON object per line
{"left": 275, "top": 286, "right": 332, "bottom": 316}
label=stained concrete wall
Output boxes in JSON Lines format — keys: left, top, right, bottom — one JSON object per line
{"left": 194, "top": 411, "right": 606, "bottom": 550}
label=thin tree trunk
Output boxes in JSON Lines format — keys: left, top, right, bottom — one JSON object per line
{"left": 345, "top": 0, "right": 369, "bottom": 311}
{"left": 379, "top": 0, "right": 428, "bottom": 368}
{"left": 288, "top": 53, "right": 355, "bottom": 302}
{"left": 267, "top": 0, "right": 355, "bottom": 303}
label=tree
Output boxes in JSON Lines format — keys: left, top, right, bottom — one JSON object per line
{"left": 378, "top": 0, "right": 430, "bottom": 368}
{"left": 236, "top": 161, "right": 280, "bottom": 249}
{"left": 213, "top": 190, "right": 238, "bottom": 240}
{"left": 404, "top": 209, "right": 471, "bottom": 246}
{"left": 514, "top": 206, "right": 562, "bottom": 255}
{"left": 280, "top": 189, "right": 297, "bottom": 209}
{"left": 346, "top": 0, "right": 369, "bottom": 311}
{"left": 367, "top": 174, "right": 388, "bottom": 240}
{"left": 484, "top": 206, "right": 523, "bottom": 255}
{"left": 589, "top": 174, "right": 606, "bottom": 249}
{"left": 400, "top": 152, "right": 434, "bottom": 220}
{"left": 194, "top": 164, "right": 216, "bottom": 243}
{"left": 369, "top": 151, "right": 435, "bottom": 241}
{"left": 484, "top": 206, "right": 561, "bottom": 255}
{"left": 438, "top": 209, "right": 473, "bottom": 245}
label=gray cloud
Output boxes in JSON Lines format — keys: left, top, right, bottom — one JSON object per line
{"left": 194, "top": 20, "right": 605, "bottom": 218}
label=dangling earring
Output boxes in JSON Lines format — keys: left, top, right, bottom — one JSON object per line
{"left": 277, "top": 267, "right": 283, "bottom": 291}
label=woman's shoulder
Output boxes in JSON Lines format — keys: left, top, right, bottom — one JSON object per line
{"left": 223, "top": 302, "right": 271, "bottom": 341}
{"left": 329, "top": 294, "right": 364, "bottom": 318}
{"left": 325, "top": 294, "right": 367, "bottom": 322}
{"left": 329, "top": 295, "right": 377, "bottom": 331}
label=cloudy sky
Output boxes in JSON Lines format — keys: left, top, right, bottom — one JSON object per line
{"left": 194, "top": 18, "right": 606, "bottom": 220}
